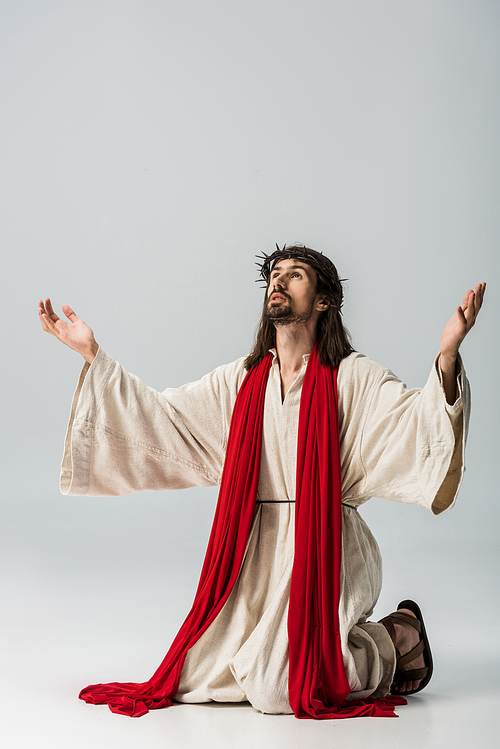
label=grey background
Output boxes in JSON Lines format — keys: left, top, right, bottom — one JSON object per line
{"left": 1, "top": 1, "right": 499, "bottom": 747}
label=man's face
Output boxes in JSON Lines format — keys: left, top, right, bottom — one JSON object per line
{"left": 265, "top": 258, "right": 322, "bottom": 326}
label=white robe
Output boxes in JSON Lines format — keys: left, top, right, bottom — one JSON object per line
{"left": 61, "top": 348, "right": 468, "bottom": 714}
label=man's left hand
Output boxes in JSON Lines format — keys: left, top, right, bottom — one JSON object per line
{"left": 440, "top": 282, "right": 486, "bottom": 361}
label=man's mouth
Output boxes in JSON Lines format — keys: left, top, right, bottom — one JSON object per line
{"left": 270, "top": 293, "right": 287, "bottom": 302}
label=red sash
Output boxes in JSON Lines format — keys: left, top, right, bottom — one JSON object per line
{"left": 79, "top": 345, "right": 405, "bottom": 718}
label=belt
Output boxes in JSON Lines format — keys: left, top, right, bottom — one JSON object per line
{"left": 256, "top": 500, "right": 357, "bottom": 510}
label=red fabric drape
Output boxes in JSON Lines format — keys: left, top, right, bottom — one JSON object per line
{"left": 289, "top": 348, "right": 405, "bottom": 718}
{"left": 79, "top": 346, "right": 406, "bottom": 718}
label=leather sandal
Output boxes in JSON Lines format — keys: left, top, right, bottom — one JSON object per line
{"left": 379, "top": 599, "right": 433, "bottom": 696}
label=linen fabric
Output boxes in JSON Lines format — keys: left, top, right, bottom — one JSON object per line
{"left": 61, "top": 347, "right": 467, "bottom": 714}
{"left": 78, "top": 350, "right": 274, "bottom": 716}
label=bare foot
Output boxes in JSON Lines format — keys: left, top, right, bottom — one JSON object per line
{"left": 390, "top": 608, "right": 425, "bottom": 693}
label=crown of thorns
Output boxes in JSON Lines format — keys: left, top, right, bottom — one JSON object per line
{"left": 255, "top": 244, "right": 345, "bottom": 306}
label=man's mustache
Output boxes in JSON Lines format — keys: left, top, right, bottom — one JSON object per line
{"left": 268, "top": 289, "right": 291, "bottom": 301}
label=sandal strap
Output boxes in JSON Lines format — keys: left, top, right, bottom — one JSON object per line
{"left": 379, "top": 609, "right": 426, "bottom": 671}
{"left": 387, "top": 611, "right": 422, "bottom": 632}
{"left": 397, "top": 638, "right": 425, "bottom": 668}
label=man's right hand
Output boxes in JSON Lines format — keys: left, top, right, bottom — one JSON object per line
{"left": 38, "top": 298, "right": 99, "bottom": 364}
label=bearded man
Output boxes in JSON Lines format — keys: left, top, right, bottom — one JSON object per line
{"left": 38, "top": 246, "right": 485, "bottom": 719}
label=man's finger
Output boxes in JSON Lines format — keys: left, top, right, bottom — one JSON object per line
{"left": 469, "top": 284, "right": 483, "bottom": 317}
{"left": 38, "top": 301, "right": 52, "bottom": 332}
{"left": 474, "top": 283, "right": 485, "bottom": 314}
{"left": 40, "top": 315, "right": 53, "bottom": 335}
{"left": 39, "top": 309, "right": 49, "bottom": 333}
{"left": 44, "top": 298, "right": 62, "bottom": 323}
{"left": 41, "top": 312, "right": 57, "bottom": 333}
{"left": 460, "top": 290, "right": 474, "bottom": 314}
{"left": 62, "top": 304, "right": 78, "bottom": 322}
{"left": 461, "top": 289, "right": 473, "bottom": 310}
{"left": 463, "top": 292, "right": 476, "bottom": 325}
{"left": 473, "top": 289, "right": 481, "bottom": 317}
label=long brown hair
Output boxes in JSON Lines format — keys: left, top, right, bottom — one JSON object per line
{"left": 245, "top": 245, "right": 354, "bottom": 370}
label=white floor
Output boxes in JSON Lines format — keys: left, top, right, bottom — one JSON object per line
{"left": 2, "top": 503, "right": 499, "bottom": 749}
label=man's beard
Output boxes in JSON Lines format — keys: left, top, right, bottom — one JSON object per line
{"left": 264, "top": 297, "right": 315, "bottom": 326}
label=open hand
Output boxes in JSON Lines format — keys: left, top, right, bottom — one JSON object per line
{"left": 38, "top": 298, "right": 98, "bottom": 364}
{"left": 440, "top": 282, "right": 486, "bottom": 360}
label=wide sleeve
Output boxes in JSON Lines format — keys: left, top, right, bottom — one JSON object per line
{"left": 339, "top": 352, "right": 470, "bottom": 515}
{"left": 60, "top": 347, "right": 247, "bottom": 497}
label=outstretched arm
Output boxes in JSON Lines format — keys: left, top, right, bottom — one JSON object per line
{"left": 38, "top": 298, "right": 99, "bottom": 364}
{"left": 439, "top": 282, "right": 486, "bottom": 404}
